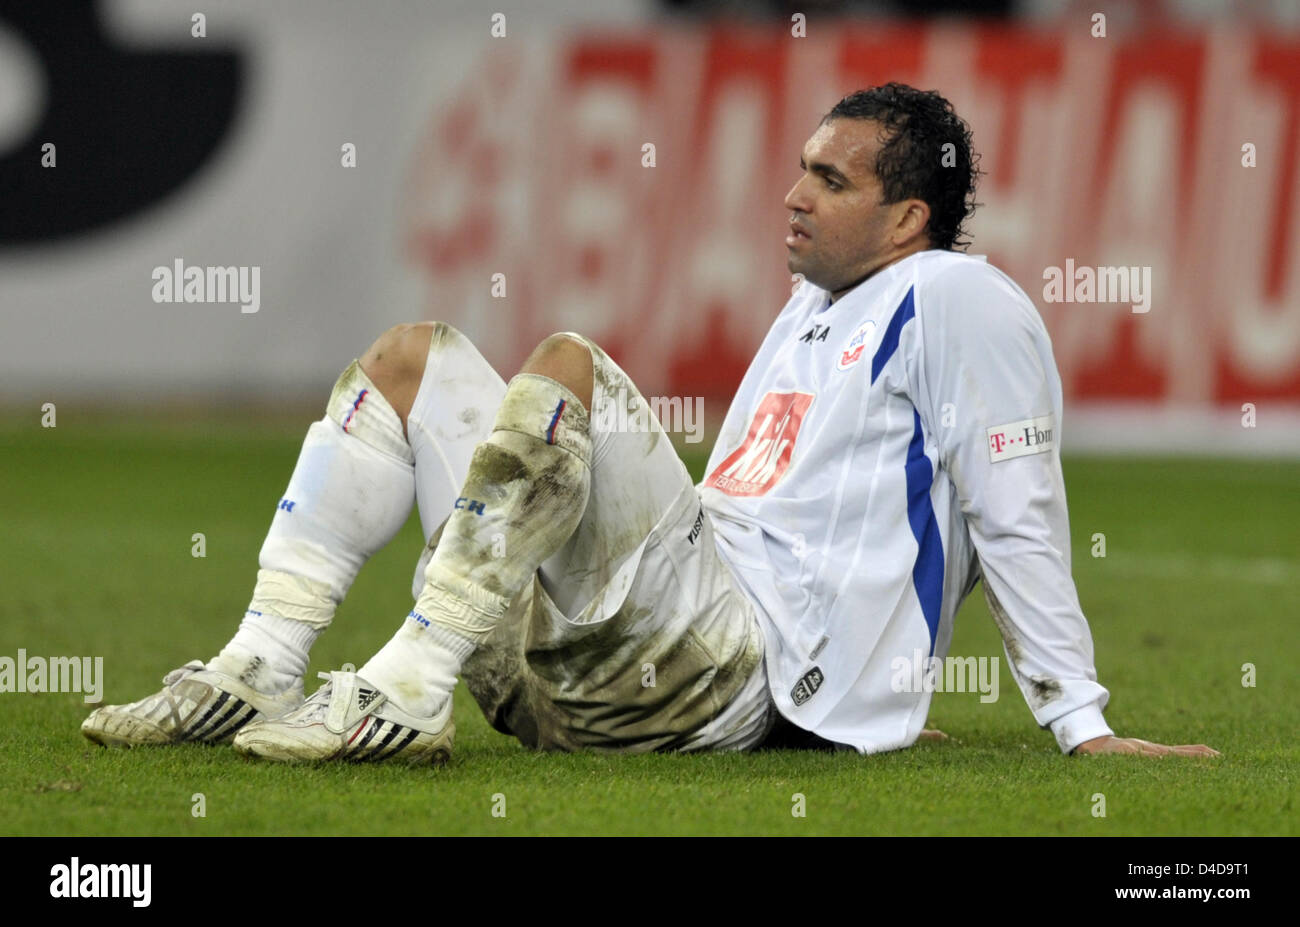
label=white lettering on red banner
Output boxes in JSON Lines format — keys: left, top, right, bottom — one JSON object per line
{"left": 707, "top": 391, "right": 814, "bottom": 496}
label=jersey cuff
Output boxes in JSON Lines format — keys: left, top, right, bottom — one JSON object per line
{"left": 1050, "top": 702, "right": 1113, "bottom": 754}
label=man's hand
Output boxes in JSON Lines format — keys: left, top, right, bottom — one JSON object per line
{"left": 1073, "top": 735, "right": 1220, "bottom": 757}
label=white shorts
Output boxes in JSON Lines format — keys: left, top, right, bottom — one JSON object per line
{"left": 404, "top": 324, "right": 773, "bottom": 753}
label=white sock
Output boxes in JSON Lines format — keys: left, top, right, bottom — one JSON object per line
{"left": 211, "top": 360, "right": 416, "bottom": 695}
{"left": 358, "top": 373, "right": 592, "bottom": 718}
{"left": 255, "top": 361, "right": 417, "bottom": 614}
{"left": 208, "top": 610, "right": 321, "bottom": 695}
{"left": 358, "top": 619, "right": 474, "bottom": 717}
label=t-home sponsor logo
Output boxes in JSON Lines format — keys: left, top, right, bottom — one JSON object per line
{"left": 1042, "top": 259, "right": 1151, "bottom": 313}
{"left": 0, "top": 649, "right": 102, "bottom": 703}
{"left": 987, "top": 414, "right": 1055, "bottom": 463}
{"left": 50, "top": 858, "right": 151, "bottom": 907}
{"left": 890, "top": 650, "right": 1000, "bottom": 703}
{"left": 592, "top": 388, "right": 704, "bottom": 444}
{"left": 151, "top": 258, "right": 261, "bottom": 313}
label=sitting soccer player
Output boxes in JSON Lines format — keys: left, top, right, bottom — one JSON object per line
{"left": 83, "top": 84, "right": 1218, "bottom": 761}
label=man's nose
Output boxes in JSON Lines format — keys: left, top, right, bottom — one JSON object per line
{"left": 784, "top": 176, "right": 811, "bottom": 213}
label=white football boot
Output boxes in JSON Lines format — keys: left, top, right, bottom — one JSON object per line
{"left": 232, "top": 671, "right": 454, "bottom": 765}
{"left": 82, "top": 660, "right": 304, "bottom": 747}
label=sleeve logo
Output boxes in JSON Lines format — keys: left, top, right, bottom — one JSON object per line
{"left": 706, "top": 391, "right": 814, "bottom": 496}
{"left": 987, "top": 414, "right": 1056, "bottom": 462}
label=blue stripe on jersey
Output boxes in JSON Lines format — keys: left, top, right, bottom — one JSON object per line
{"left": 870, "top": 286, "right": 915, "bottom": 384}
{"left": 905, "top": 407, "right": 944, "bottom": 656}
{"left": 870, "top": 286, "right": 940, "bottom": 651}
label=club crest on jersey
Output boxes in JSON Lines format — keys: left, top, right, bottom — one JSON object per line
{"left": 837, "top": 320, "right": 877, "bottom": 370}
{"left": 706, "top": 391, "right": 814, "bottom": 497}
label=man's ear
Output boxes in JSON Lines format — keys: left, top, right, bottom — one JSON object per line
{"left": 893, "top": 198, "right": 931, "bottom": 248}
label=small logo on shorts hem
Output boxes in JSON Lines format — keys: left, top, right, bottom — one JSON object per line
{"left": 686, "top": 505, "right": 704, "bottom": 545}
{"left": 791, "top": 666, "right": 824, "bottom": 706}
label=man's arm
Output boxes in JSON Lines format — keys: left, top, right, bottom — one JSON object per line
{"left": 912, "top": 261, "right": 1218, "bottom": 758}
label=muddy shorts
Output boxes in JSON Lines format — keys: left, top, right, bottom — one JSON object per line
{"left": 406, "top": 324, "right": 772, "bottom": 753}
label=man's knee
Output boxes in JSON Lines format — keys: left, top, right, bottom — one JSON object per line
{"left": 359, "top": 321, "right": 436, "bottom": 432}
{"left": 519, "top": 333, "right": 594, "bottom": 412}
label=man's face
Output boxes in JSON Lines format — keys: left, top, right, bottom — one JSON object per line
{"left": 784, "top": 117, "right": 927, "bottom": 300}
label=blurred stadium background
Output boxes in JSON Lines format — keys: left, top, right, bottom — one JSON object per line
{"left": 2, "top": 0, "right": 1298, "bottom": 455}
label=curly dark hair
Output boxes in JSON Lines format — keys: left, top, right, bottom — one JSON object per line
{"left": 822, "top": 83, "right": 981, "bottom": 252}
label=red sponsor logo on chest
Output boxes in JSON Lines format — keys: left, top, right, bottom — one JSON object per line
{"left": 706, "top": 391, "right": 814, "bottom": 496}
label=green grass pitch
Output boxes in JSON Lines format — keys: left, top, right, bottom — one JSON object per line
{"left": 1, "top": 410, "right": 1295, "bottom": 836}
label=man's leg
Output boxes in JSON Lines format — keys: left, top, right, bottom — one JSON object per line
{"left": 80, "top": 324, "right": 445, "bottom": 747}
{"left": 235, "top": 333, "right": 770, "bottom": 761}
{"left": 460, "top": 337, "right": 773, "bottom": 753}
{"left": 230, "top": 332, "right": 591, "bottom": 762}
{"left": 355, "top": 334, "right": 594, "bottom": 717}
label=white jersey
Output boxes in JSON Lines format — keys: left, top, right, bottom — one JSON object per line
{"left": 699, "top": 249, "right": 1113, "bottom": 754}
